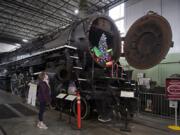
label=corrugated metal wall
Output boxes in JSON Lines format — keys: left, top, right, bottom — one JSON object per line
{"left": 131, "top": 53, "right": 180, "bottom": 86}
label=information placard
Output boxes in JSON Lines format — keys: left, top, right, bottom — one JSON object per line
{"left": 65, "top": 95, "right": 77, "bottom": 101}
{"left": 169, "top": 101, "right": 178, "bottom": 108}
{"left": 166, "top": 78, "right": 180, "bottom": 100}
{"left": 56, "top": 93, "right": 67, "bottom": 99}
{"left": 120, "top": 91, "right": 134, "bottom": 98}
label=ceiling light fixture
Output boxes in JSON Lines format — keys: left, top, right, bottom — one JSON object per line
{"left": 22, "top": 39, "right": 28, "bottom": 43}
{"left": 74, "top": 9, "right": 79, "bottom": 14}
{"left": 15, "top": 43, "right": 21, "bottom": 47}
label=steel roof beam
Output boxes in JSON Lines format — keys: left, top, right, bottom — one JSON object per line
{"left": 0, "top": 21, "right": 45, "bottom": 34}
{"left": 0, "top": 22, "right": 39, "bottom": 36}
{"left": 31, "top": 0, "right": 77, "bottom": 19}
{"left": 21, "top": 0, "right": 73, "bottom": 34}
{"left": 0, "top": 3, "right": 68, "bottom": 27}
{"left": 0, "top": 28, "right": 35, "bottom": 37}
{"left": 51, "top": 0, "right": 79, "bottom": 11}
{"left": 0, "top": 15, "right": 51, "bottom": 31}
{"left": 0, "top": 9, "right": 58, "bottom": 29}
{"left": 2, "top": 0, "right": 72, "bottom": 24}
{"left": 0, "top": 30, "right": 34, "bottom": 38}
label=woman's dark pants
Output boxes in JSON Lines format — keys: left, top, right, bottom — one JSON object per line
{"left": 39, "top": 102, "right": 46, "bottom": 121}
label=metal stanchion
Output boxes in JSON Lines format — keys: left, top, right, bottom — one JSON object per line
{"left": 120, "top": 108, "right": 131, "bottom": 132}
{"left": 59, "top": 99, "right": 63, "bottom": 120}
{"left": 168, "top": 101, "right": 180, "bottom": 131}
{"left": 69, "top": 102, "right": 73, "bottom": 124}
{"left": 56, "top": 93, "right": 67, "bottom": 120}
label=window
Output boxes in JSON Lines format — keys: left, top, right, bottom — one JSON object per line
{"left": 115, "top": 19, "right": 125, "bottom": 33}
{"left": 109, "top": 3, "right": 125, "bottom": 36}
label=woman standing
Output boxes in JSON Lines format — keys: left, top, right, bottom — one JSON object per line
{"left": 37, "top": 71, "right": 51, "bottom": 129}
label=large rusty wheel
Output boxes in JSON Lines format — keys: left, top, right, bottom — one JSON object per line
{"left": 124, "top": 12, "right": 173, "bottom": 69}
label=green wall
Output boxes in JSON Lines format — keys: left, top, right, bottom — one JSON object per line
{"left": 120, "top": 53, "right": 180, "bottom": 87}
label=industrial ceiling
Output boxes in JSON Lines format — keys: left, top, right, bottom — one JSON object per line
{"left": 0, "top": 0, "right": 123, "bottom": 44}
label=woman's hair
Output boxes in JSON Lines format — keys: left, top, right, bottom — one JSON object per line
{"left": 38, "top": 71, "right": 47, "bottom": 81}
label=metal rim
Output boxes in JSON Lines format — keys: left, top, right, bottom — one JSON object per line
{"left": 124, "top": 13, "right": 172, "bottom": 69}
{"left": 87, "top": 15, "right": 121, "bottom": 67}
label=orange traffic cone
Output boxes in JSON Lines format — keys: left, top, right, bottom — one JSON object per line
{"left": 76, "top": 91, "right": 81, "bottom": 129}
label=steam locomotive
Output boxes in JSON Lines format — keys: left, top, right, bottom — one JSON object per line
{"left": 0, "top": 11, "right": 173, "bottom": 120}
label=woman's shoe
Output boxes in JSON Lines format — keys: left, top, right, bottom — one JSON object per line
{"left": 41, "top": 122, "right": 48, "bottom": 129}
{"left": 37, "top": 122, "right": 48, "bottom": 129}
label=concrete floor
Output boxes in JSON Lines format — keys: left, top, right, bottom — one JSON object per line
{"left": 0, "top": 90, "right": 180, "bottom": 135}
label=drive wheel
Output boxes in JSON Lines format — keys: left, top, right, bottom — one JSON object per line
{"left": 72, "top": 97, "right": 90, "bottom": 120}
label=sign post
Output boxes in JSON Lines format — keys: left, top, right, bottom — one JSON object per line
{"left": 169, "top": 101, "right": 178, "bottom": 126}
{"left": 166, "top": 78, "right": 180, "bottom": 130}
